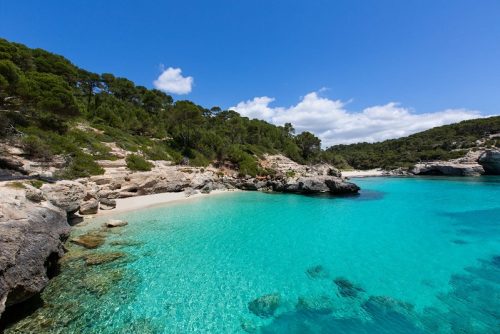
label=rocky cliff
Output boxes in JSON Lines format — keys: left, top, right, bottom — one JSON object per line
{"left": 0, "top": 184, "right": 70, "bottom": 317}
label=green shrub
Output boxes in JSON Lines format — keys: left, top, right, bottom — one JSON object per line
{"left": 6, "top": 181, "right": 25, "bottom": 189}
{"left": 126, "top": 154, "right": 153, "bottom": 171}
{"left": 22, "top": 135, "right": 53, "bottom": 161}
{"left": 29, "top": 180, "right": 44, "bottom": 188}
{"left": 57, "top": 152, "right": 104, "bottom": 179}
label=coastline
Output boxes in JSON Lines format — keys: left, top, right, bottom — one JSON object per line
{"left": 94, "top": 189, "right": 240, "bottom": 216}
{"left": 341, "top": 169, "right": 387, "bottom": 178}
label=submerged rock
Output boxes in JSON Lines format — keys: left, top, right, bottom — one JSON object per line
{"left": 306, "top": 265, "right": 329, "bottom": 279}
{"left": 362, "top": 295, "right": 415, "bottom": 319}
{"left": 248, "top": 293, "right": 281, "bottom": 318}
{"left": 333, "top": 277, "right": 365, "bottom": 298}
{"left": 105, "top": 219, "right": 128, "bottom": 228}
{"left": 70, "top": 231, "right": 106, "bottom": 249}
{"left": 109, "top": 239, "right": 144, "bottom": 247}
{"left": 84, "top": 252, "right": 125, "bottom": 266}
{"left": 296, "top": 295, "right": 335, "bottom": 314}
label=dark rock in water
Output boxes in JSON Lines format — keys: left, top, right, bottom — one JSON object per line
{"left": 324, "top": 178, "right": 360, "bottom": 194}
{"left": 478, "top": 149, "right": 500, "bottom": 175}
{"left": 362, "top": 295, "right": 415, "bottom": 320}
{"left": 70, "top": 231, "right": 106, "bottom": 249}
{"left": 452, "top": 239, "right": 468, "bottom": 245}
{"left": 84, "top": 252, "right": 125, "bottom": 266}
{"left": 490, "top": 255, "right": 500, "bottom": 268}
{"left": 305, "top": 265, "right": 329, "bottom": 279}
{"left": 248, "top": 293, "right": 281, "bottom": 318}
{"left": 333, "top": 277, "right": 365, "bottom": 298}
{"left": 296, "top": 295, "right": 334, "bottom": 314}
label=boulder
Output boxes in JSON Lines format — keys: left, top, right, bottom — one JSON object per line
{"left": 478, "top": 150, "right": 500, "bottom": 175}
{"left": 79, "top": 199, "right": 99, "bottom": 215}
{"left": 281, "top": 176, "right": 359, "bottom": 195}
{"left": 324, "top": 178, "right": 361, "bottom": 194}
{"left": 100, "top": 198, "right": 116, "bottom": 210}
{"left": 105, "top": 219, "right": 128, "bottom": 228}
{"left": 24, "top": 185, "right": 45, "bottom": 203}
{"left": 248, "top": 293, "right": 281, "bottom": 318}
{"left": 0, "top": 185, "right": 70, "bottom": 317}
{"left": 41, "top": 181, "right": 86, "bottom": 213}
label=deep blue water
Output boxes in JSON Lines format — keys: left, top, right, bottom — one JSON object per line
{"left": 7, "top": 177, "right": 500, "bottom": 333}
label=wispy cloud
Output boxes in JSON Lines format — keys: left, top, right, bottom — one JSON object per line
{"left": 230, "top": 92, "right": 484, "bottom": 146}
{"left": 153, "top": 66, "right": 193, "bottom": 95}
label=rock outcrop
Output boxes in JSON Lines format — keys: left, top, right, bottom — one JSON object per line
{"left": 41, "top": 181, "right": 86, "bottom": 213}
{"left": 478, "top": 149, "right": 500, "bottom": 175}
{"left": 0, "top": 184, "right": 70, "bottom": 318}
{"left": 410, "top": 162, "right": 484, "bottom": 176}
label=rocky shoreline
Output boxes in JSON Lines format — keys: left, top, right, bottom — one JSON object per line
{"left": 0, "top": 154, "right": 360, "bottom": 320}
{"left": 1, "top": 147, "right": 499, "bottom": 321}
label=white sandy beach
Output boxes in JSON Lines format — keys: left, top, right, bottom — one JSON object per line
{"left": 341, "top": 169, "right": 387, "bottom": 178}
{"left": 95, "top": 189, "right": 238, "bottom": 216}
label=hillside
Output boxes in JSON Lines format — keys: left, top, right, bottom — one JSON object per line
{"left": 326, "top": 116, "right": 500, "bottom": 170}
{"left": 0, "top": 38, "right": 323, "bottom": 179}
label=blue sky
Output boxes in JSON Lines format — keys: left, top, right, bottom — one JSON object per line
{"left": 1, "top": 0, "right": 499, "bottom": 144}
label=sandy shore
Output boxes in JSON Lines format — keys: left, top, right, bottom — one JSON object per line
{"left": 341, "top": 169, "right": 387, "bottom": 178}
{"left": 95, "top": 189, "right": 238, "bottom": 216}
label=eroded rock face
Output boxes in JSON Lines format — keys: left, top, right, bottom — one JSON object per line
{"left": 79, "top": 199, "right": 99, "bottom": 215}
{"left": 478, "top": 150, "right": 500, "bottom": 175}
{"left": 411, "top": 162, "right": 484, "bottom": 176}
{"left": 41, "top": 181, "right": 86, "bottom": 213}
{"left": 0, "top": 185, "right": 70, "bottom": 317}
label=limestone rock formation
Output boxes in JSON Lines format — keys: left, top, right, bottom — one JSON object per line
{"left": 478, "top": 149, "right": 500, "bottom": 175}
{"left": 0, "top": 184, "right": 70, "bottom": 318}
{"left": 410, "top": 162, "right": 484, "bottom": 176}
{"left": 79, "top": 199, "right": 99, "bottom": 215}
{"left": 41, "top": 181, "right": 86, "bottom": 213}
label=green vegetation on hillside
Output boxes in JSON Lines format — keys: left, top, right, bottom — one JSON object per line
{"left": 1, "top": 38, "right": 497, "bottom": 175}
{"left": 326, "top": 117, "right": 500, "bottom": 170}
{"left": 0, "top": 38, "right": 323, "bottom": 178}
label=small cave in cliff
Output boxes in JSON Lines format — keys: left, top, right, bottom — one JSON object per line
{"left": 44, "top": 252, "right": 61, "bottom": 279}
{"left": 419, "top": 169, "right": 445, "bottom": 175}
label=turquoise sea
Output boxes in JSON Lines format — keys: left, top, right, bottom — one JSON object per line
{"left": 6, "top": 177, "right": 500, "bottom": 333}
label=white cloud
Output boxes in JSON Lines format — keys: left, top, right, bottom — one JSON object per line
{"left": 153, "top": 67, "right": 193, "bottom": 94}
{"left": 230, "top": 92, "right": 485, "bottom": 147}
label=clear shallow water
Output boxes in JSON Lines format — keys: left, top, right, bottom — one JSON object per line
{"left": 7, "top": 177, "right": 500, "bottom": 333}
